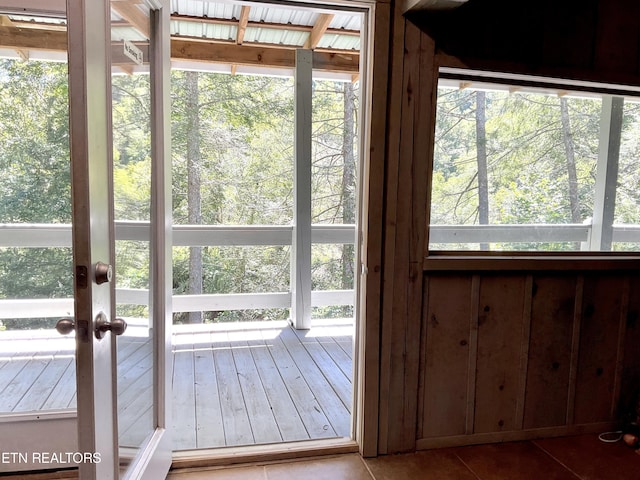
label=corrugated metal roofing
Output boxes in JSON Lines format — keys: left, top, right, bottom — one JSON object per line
{"left": 170, "top": 0, "right": 361, "bottom": 52}
{"left": 2, "top": 0, "right": 362, "bottom": 79}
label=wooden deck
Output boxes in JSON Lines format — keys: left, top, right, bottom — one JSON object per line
{"left": 0, "top": 320, "right": 353, "bottom": 451}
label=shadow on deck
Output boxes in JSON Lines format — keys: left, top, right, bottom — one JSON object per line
{"left": 0, "top": 319, "right": 354, "bottom": 451}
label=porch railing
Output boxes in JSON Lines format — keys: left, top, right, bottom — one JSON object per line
{"left": 0, "top": 221, "right": 356, "bottom": 319}
{"left": 2, "top": 221, "right": 640, "bottom": 320}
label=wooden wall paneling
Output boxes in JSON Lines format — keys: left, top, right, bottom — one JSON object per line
{"left": 619, "top": 274, "right": 640, "bottom": 422}
{"left": 358, "top": 0, "right": 392, "bottom": 458}
{"left": 474, "top": 274, "right": 528, "bottom": 434}
{"left": 566, "top": 275, "right": 584, "bottom": 425}
{"left": 385, "top": 17, "right": 427, "bottom": 454}
{"left": 466, "top": 275, "right": 480, "bottom": 435}
{"left": 420, "top": 0, "right": 640, "bottom": 91}
{"left": 514, "top": 275, "right": 533, "bottom": 430}
{"left": 540, "top": 0, "right": 597, "bottom": 70}
{"left": 573, "top": 274, "right": 626, "bottom": 424}
{"left": 376, "top": 0, "right": 406, "bottom": 455}
{"left": 611, "top": 277, "right": 630, "bottom": 419}
{"left": 523, "top": 274, "right": 577, "bottom": 429}
{"left": 416, "top": 275, "right": 429, "bottom": 441}
{"left": 420, "top": 274, "right": 474, "bottom": 438}
{"left": 593, "top": 0, "right": 640, "bottom": 74}
{"left": 407, "top": 24, "right": 437, "bottom": 444}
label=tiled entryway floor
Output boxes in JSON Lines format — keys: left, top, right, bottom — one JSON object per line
{"left": 167, "top": 434, "right": 640, "bottom": 479}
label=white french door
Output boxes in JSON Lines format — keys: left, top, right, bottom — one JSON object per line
{"left": 0, "top": 0, "right": 171, "bottom": 478}
{"left": 66, "top": 0, "right": 172, "bottom": 478}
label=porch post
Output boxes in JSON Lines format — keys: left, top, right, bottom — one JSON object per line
{"left": 591, "top": 95, "right": 623, "bottom": 251}
{"left": 291, "top": 49, "right": 313, "bottom": 329}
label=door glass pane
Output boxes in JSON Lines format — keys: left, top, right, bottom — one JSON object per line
{"left": 0, "top": 49, "right": 76, "bottom": 414}
{"left": 110, "top": 1, "right": 154, "bottom": 472}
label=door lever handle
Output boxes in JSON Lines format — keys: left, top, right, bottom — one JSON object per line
{"left": 94, "top": 312, "right": 127, "bottom": 339}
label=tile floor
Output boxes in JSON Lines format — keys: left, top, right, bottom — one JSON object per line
{"left": 167, "top": 434, "right": 639, "bottom": 480}
{"left": 4, "top": 434, "right": 637, "bottom": 479}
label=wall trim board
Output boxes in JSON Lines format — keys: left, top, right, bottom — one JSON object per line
{"left": 423, "top": 257, "right": 640, "bottom": 271}
{"left": 416, "top": 422, "right": 618, "bottom": 450}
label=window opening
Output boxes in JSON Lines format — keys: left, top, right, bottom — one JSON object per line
{"left": 430, "top": 74, "right": 640, "bottom": 253}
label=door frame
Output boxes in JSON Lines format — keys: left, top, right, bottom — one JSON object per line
{"left": 66, "top": 0, "right": 172, "bottom": 477}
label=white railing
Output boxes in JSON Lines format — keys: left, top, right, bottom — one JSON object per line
{"left": 0, "top": 222, "right": 356, "bottom": 247}
{"left": 429, "top": 224, "right": 591, "bottom": 244}
{"left": 0, "top": 222, "right": 356, "bottom": 319}
{"left": 3, "top": 221, "right": 640, "bottom": 320}
{"left": 428, "top": 223, "right": 640, "bottom": 245}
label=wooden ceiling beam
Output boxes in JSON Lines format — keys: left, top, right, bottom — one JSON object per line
{"left": 0, "top": 25, "right": 67, "bottom": 51}
{"left": 304, "top": 13, "right": 334, "bottom": 49}
{"left": 0, "top": 26, "right": 358, "bottom": 74}
{"left": 172, "top": 39, "right": 358, "bottom": 73}
{"left": 111, "top": 0, "right": 150, "bottom": 39}
{"left": 236, "top": 6, "right": 250, "bottom": 45}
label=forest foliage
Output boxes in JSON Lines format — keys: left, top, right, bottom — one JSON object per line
{"left": 431, "top": 84, "right": 640, "bottom": 251}
{"left": 0, "top": 59, "right": 358, "bottom": 328}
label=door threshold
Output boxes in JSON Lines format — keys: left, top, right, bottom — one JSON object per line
{"left": 170, "top": 437, "right": 359, "bottom": 470}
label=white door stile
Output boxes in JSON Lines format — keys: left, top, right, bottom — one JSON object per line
{"left": 66, "top": 0, "right": 118, "bottom": 476}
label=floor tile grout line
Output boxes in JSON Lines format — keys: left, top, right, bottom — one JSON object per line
{"left": 530, "top": 440, "right": 583, "bottom": 479}
{"left": 359, "top": 456, "right": 381, "bottom": 480}
{"left": 452, "top": 453, "right": 484, "bottom": 480}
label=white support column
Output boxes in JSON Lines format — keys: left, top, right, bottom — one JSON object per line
{"left": 591, "top": 96, "right": 624, "bottom": 251}
{"left": 291, "top": 49, "right": 313, "bottom": 329}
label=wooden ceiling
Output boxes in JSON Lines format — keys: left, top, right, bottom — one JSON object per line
{"left": 0, "top": 2, "right": 361, "bottom": 76}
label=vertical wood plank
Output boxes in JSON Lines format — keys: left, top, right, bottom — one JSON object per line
{"left": 399, "top": 23, "right": 436, "bottom": 451}
{"left": 620, "top": 274, "right": 640, "bottom": 421}
{"left": 524, "top": 274, "right": 576, "bottom": 429}
{"left": 474, "top": 274, "right": 527, "bottom": 434}
{"left": 380, "top": 3, "right": 432, "bottom": 452}
{"left": 574, "top": 274, "right": 625, "bottom": 424}
{"left": 417, "top": 275, "right": 429, "bottom": 441}
{"left": 466, "top": 275, "right": 480, "bottom": 435}
{"left": 359, "top": 0, "right": 391, "bottom": 458}
{"left": 377, "top": 0, "right": 407, "bottom": 455}
{"left": 515, "top": 275, "right": 533, "bottom": 429}
{"left": 420, "top": 274, "right": 473, "bottom": 438}
{"left": 611, "top": 276, "right": 630, "bottom": 419}
{"left": 566, "top": 275, "right": 584, "bottom": 425}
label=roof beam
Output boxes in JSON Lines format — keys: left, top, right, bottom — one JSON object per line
{"left": 0, "top": 25, "right": 67, "bottom": 51}
{"left": 0, "top": 26, "right": 358, "bottom": 74}
{"left": 304, "top": 13, "right": 334, "bottom": 49}
{"left": 172, "top": 39, "right": 358, "bottom": 73}
{"left": 236, "top": 6, "right": 250, "bottom": 45}
{"left": 231, "top": 4, "right": 251, "bottom": 74}
{"left": 111, "top": 0, "right": 150, "bottom": 39}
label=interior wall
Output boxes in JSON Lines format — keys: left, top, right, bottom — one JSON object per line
{"left": 364, "top": 0, "right": 640, "bottom": 456}
{"left": 418, "top": 271, "right": 640, "bottom": 449}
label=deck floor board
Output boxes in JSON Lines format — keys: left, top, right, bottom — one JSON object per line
{"left": 0, "top": 321, "right": 354, "bottom": 451}
{"left": 193, "top": 331, "right": 226, "bottom": 448}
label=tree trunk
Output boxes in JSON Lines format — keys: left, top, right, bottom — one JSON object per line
{"left": 475, "top": 91, "right": 489, "bottom": 250}
{"left": 186, "top": 71, "right": 203, "bottom": 324}
{"left": 341, "top": 82, "right": 356, "bottom": 295}
{"left": 560, "top": 97, "right": 581, "bottom": 224}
